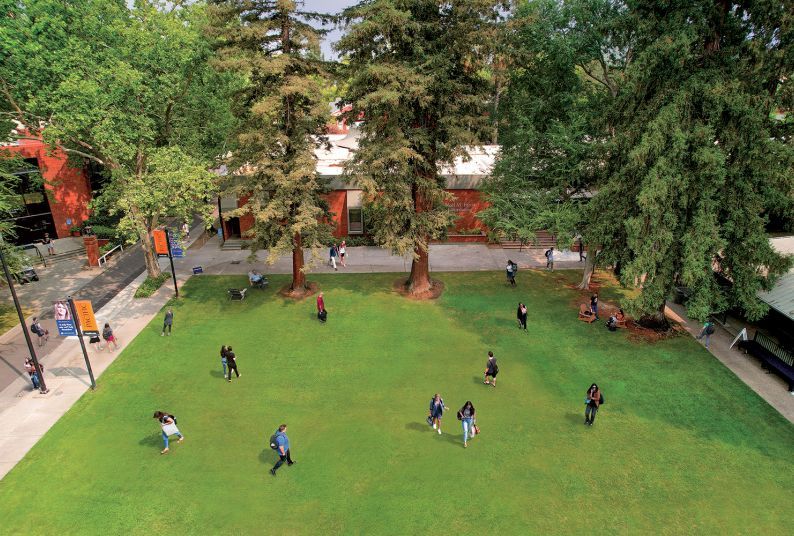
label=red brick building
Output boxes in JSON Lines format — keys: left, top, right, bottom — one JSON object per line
{"left": 1, "top": 135, "right": 93, "bottom": 244}
{"left": 220, "top": 129, "right": 498, "bottom": 243}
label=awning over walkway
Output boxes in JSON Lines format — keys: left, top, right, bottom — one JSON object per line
{"left": 757, "top": 237, "right": 794, "bottom": 321}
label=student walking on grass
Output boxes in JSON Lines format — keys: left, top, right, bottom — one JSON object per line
{"left": 584, "top": 383, "right": 604, "bottom": 426}
{"left": 457, "top": 401, "right": 477, "bottom": 448}
{"left": 428, "top": 393, "right": 449, "bottom": 435}
{"left": 161, "top": 308, "right": 173, "bottom": 336}
{"left": 226, "top": 347, "right": 240, "bottom": 382}
{"left": 103, "top": 323, "right": 118, "bottom": 351}
{"left": 516, "top": 302, "right": 528, "bottom": 330}
{"left": 506, "top": 260, "right": 516, "bottom": 286}
{"left": 220, "top": 345, "right": 228, "bottom": 377}
{"left": 153, "top": 411, "right": 183, "bottom": 454}
{"left": 484, "top": 351, "right": 498, "bottom": 387}
{"left": 270, "top": 424, "right": 295, "bottom": 476}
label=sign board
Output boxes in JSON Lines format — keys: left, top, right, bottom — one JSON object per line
{"left": 153, "top": 229, "right": 169, "bottom": 257}
{"left": 53, "top": 300, "right": 76, "bottom": 336}
{"left": 169, "top": 230, "right": 184, "bottom": 258}
{"left": 74, "top": 300, "right": 99, "bottom": 336}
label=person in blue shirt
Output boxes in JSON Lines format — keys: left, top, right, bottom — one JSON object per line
{"left": 329, "top": 244, "right": 339, "bottom": 271}
{"left": 270, "top": 424, "right": 295, "bottom": 476}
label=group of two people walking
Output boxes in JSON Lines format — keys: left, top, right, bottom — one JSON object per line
{"left": 219, "top": 345, "right": 240, "bottom": 381}
{"left": 429, "top": 395, "right": 479, "bottom": 448}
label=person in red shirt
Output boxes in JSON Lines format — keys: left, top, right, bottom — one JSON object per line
{"left": 317, "top": 293, "right": 327, "bottom": 322}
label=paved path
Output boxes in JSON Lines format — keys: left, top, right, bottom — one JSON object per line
{"left": 1, "top": 236, "right": 791, "bottom": 480}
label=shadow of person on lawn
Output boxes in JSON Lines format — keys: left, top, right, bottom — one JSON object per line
{"left": 259, "top": 448, "right": 277, "bottom": 466}
{"left": 209, "top": 370, "right": 225, "bottom": 378}
{"left": 139, "top": 432, "right": 163, "bottom": 450}
{"left": 405, "top": 421, "right": 430, "bottom": 433}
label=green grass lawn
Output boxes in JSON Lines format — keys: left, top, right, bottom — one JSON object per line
{"left": 0, "top": 271, "right": 791, "bottom": 534}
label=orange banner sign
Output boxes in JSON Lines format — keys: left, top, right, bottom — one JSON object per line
{"left": 153, "top": 229, "right": 169, "bottom": 256}
{"left": 73, "top": 300, "right": 99, "bottom": 336}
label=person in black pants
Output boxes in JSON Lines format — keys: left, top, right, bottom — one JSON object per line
{"left": 270, "top": 424, "right": 295, "bottom": 476}
{"left": 516, "top": 302, "right": 527, "bottom": 330}
{"left": 226, "top": 347, "right": 240, "bottom": 382}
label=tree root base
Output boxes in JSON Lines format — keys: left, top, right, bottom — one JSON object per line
{"left": 393, "top": 278, "right": 444, "bottom": 300}
{"left": 279, "top": 281, "right": 319, "bottom": 300}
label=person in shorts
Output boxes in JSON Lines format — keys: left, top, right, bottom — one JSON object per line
{"left": 102, "top": 323, "right": 118, "bottom": 351}
{"left": 30, "top": 317, "right": 48, "bottom": 347}
{"left": 484, "top": 351, "right": 498, "bottom": 387}
{"left": 42, "top": 233, "right": 55, "bottom": 255}
{"left": 428, "top": 393, "right": 449, "bottom": 435}
{"left": 339, "top": 240, "right": 347, "bottom": 267}
{"left": 506, "top": 260, "right": 516, "bottom": 286}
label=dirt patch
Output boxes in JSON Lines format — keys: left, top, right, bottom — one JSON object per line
{"left": 625, "top": 321, "right": 683, "bottom": 343}
{"left": 278, "top": 281, "right": 319, "bottom": 300}
{"left": 392, "top": 278, "right": 445, "bottom": 300}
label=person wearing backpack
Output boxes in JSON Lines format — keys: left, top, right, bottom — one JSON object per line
{"left": 545, "top": 247, "right": 554, "bottom": 271}
{"left": 270, "top": 424, "right": 295, "bottom": 476}
{"left": 484, "top": 351, "right": 498, "bottom": 387}
{"left": 30, "top": 317, "right": 48, "bottom": 347}
{"left": 584, "top": 383, "right": 604, "bottom": 426}
{"left": 428, "top": 393, "right": 449, "bottom": 435}
{"left": 696, "top": 320, "right": 716, "bottom": 349}
{"left": 153, "top": 411, "right": 183, "bottom": 454}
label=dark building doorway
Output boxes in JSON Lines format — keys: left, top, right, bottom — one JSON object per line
{"left": 5, "top": 158, "right": 57, "bottom": 245}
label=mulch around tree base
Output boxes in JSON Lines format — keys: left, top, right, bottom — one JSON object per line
{"left": 393, "top": 278, "right": 445, "bottom": 300}
{"left": 279, "top": 281, "right": 319, "bottom": 300}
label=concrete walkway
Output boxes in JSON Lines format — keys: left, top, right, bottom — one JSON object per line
{"left": 1, "top": 237, "right": 791, "bottom": 480}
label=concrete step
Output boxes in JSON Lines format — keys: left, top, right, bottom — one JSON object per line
{"left": 40, "top": 248, "right": 86, "bottom": 265}
{"left": 221, "top": 239, "right": 248, "bottom": 251}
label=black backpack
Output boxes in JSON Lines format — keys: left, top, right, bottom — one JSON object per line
{"left": 705, "top": 323, "right": 715, "bottom": 335}
{"left": 544, "top": 249, "right": 551, "bottom": 258}
{"left": 269, "top": 432, "right": 279, "bottom": 450}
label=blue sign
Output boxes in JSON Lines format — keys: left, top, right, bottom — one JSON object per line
{"left": 169, "top": 230, "right": 184, "bottom": 258}
{"left": 56, "top": 319, "right": 77, "bottom": 337}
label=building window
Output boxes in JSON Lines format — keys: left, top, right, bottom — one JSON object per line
{"left": 348, "top": 207, "right": 363, "bottom": 234}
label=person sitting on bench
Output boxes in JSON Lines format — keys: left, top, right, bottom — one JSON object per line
{"left": 248, "top": 270, "right": 265, "bottom": 287}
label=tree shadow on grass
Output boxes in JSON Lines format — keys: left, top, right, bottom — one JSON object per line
{"left": 139, "top": 432, "right": 163, "bottom": 451}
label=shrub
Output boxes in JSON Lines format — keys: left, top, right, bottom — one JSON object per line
{"left": 134, "top": 273, "right": 170, "bottom": 298}
{"left": 89, "top": 225, "right": 118, "bottom": 240}
{"left": 342, "top": 235, "right": 376, "bottom": 247}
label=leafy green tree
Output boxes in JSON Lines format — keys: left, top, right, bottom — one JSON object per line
{"left": 338, "top": 0, "right": 504, "bottom": 296}
{"left": 210, "top": 0, "right": 334, "bottom": 293}
{"left": 1, "top": 1, "right": 235, "bottom": 278}
{"left": 482, "top": 0, "right": 630, "bottom": 289}
{"left": 588, "top": 0, "right": 794, "bottom": 324}
{"left": 0, "top": 153, "right": 31, "bottom": 276}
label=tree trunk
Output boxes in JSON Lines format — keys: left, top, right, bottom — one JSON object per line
{"left": 291, "top": 232, "right": 306, "bottom": 291}
{"left": 140, "top": 228, "right": 162, "bottom": 279}
{"left": 577, "top": 248, "right": 596, "bottom": 290}
{"left": 638, "top": 300, "right": 669, "bottom": 329}
{"left": 407, "top": 242, "right": 432, "bottom": 294}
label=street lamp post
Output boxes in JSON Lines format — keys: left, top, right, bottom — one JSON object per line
{"left": 0, "top": 245, "right": 48, "bottom": 394}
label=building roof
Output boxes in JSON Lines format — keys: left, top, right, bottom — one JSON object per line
{"left": 757, "top": 237, "right": 794, "bottom": 321}
{"left": 317, "top": 127, "right": 499, "bottom": 188}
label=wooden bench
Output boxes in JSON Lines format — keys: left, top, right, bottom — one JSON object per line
{"left": 578, "top": 304, "right": 596, "bottom": 323}
{"left": 739, "top": 331, "right": 794, "bottom": 392}
{"left": 228, "top": 288, "right": 247, "bottom": 301}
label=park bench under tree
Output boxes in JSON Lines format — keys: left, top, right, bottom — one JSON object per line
{"left": 228, "top": 288, "right": 247, "bottom": 301}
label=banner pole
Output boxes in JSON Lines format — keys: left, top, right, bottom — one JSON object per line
{"left": 165, "top": 228, "right": 179, "bottom": 298}
{"left": 67, "top": 296, "right": 96, "bottom": 389}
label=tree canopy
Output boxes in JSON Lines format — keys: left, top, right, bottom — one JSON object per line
{"left": 210, "top": 0, "right": 335, "bottom": 292}
{"left": 338, "top": 0, "right": 505, "bottom": 295}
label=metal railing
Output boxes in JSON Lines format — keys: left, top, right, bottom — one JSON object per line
{"left": 20, "top": 243, "right": 46, "bottom": 267}
{"left": 98, "top": 243, "right": 124, "bottom": 266}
